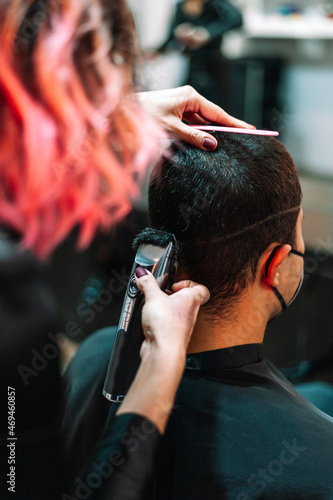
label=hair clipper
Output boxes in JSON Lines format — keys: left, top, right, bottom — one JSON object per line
{"left": 103, "top": 228, "right": 178, "bottom": 402}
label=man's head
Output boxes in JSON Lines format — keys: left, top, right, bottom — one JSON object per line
{"left": 149, "top": 132, "right": 303, "bottom": 319}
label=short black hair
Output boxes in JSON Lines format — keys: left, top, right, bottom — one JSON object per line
{"left": 148, "top": 132, "right": 302, "bottom": 317}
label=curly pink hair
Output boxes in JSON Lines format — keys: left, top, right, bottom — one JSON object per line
{"left": 0, "top": 0, "right": 162, "bottom": 258}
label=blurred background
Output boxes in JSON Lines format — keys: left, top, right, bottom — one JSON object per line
{"left": 49, "top": 0, "right": 333, "bottom": 386}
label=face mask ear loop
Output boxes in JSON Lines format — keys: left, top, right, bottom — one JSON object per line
{"left": 290, "top": 249, "right": 304, "bottom": 258}
{"left": 272, "top": 287, "right": 287, "bottom": 311}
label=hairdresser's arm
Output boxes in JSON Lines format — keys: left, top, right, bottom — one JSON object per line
{"left": 65, "top": 274, "right": 209, "bottom": 499}
{"left": 137, "top": 85, "right": 254, "bottom": 151}
{"left": 203, "top": 0, "right": 243, "bottom": 40}
{"left": 117, "top": 269, "right": 210, "bottom": 433}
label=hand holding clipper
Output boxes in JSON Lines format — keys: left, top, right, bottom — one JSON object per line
{"left": 103, "top": 229, "right": 178, "bottom": 403}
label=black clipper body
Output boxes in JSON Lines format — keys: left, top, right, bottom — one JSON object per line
{"left": 103, "top": 232, "right": 177, "bottom": 402}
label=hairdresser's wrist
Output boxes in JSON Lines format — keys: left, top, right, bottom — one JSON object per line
{"left": 144, "top": 339, "right": 187, "bottom": 383}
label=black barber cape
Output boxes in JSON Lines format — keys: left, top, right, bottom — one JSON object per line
{"left": 62, "top": 328, "right": 333, "bottom": 500}
{"left": 61, "top": 326, "right": 160, "bottom": 500}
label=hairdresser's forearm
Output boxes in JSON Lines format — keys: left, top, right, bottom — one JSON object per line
{"left": 117, "top": 344, "right": 185, "bottom": 434}
{"left": 118, "top": 271, "right": 210, "bottom": 433}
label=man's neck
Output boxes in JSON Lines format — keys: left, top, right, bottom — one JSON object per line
{"left": 187, "top": 297, "right": 268, "bottom": 354}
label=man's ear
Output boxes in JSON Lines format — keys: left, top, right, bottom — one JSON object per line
{"left": 261, "top": 244, "right": 292, "bottom": 288}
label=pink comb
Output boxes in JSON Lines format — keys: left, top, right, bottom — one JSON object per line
{"left": 191, "top": 125, "right": 279, "bottom": 136}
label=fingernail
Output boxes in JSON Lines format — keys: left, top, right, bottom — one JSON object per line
{"left": 203, "top": 138, "right": 217, "bottom": 151}
{"left": 135, "top": 267, "right": 148, "bottom": 278}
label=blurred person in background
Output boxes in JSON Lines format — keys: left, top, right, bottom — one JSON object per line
{"left": 149, "top": 0, "right": 243, "bottom": 107}
{"left": 0, "top": 0, "right": 252, "bottom": 498}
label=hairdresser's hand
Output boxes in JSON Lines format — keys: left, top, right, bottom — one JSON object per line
{"left": 137, "top": 86, "right": 254, "bottom": 151}
{"left": 137, "top": 270, "right": 210, "bottom": 360}
{"left": 117, "top": 269, "right": 209, "bottom": 433}
{"left": 174, "top": 23, "right": 210, "bottom": 50}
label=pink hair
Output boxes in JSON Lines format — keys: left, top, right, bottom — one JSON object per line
{"left": 0, "top": 0, "right": 163, "bottom": 259}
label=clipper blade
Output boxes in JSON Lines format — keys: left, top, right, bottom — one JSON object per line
{"left": 132, "top": 227, "right": 177, "bottom": 251}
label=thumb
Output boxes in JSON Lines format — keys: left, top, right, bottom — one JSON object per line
{"left": 172, "top": 280, "right": 210, "bottom": 305}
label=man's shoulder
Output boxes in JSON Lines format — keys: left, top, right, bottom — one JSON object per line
{"left": 62, "top": 326, "right": 117, "bottom": 415}
{"left": 158, "top": 359, "right": 333, "bottom": 499}
{"left": 65, "top": 326, "right": 117, "bottom": 380}
{"left": 61, "top": 327, "right": 118, "bottom": 476}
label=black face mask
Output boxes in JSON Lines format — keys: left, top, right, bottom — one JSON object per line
{"left": 265, "top": 245, "right": 305, "bottom": 314}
